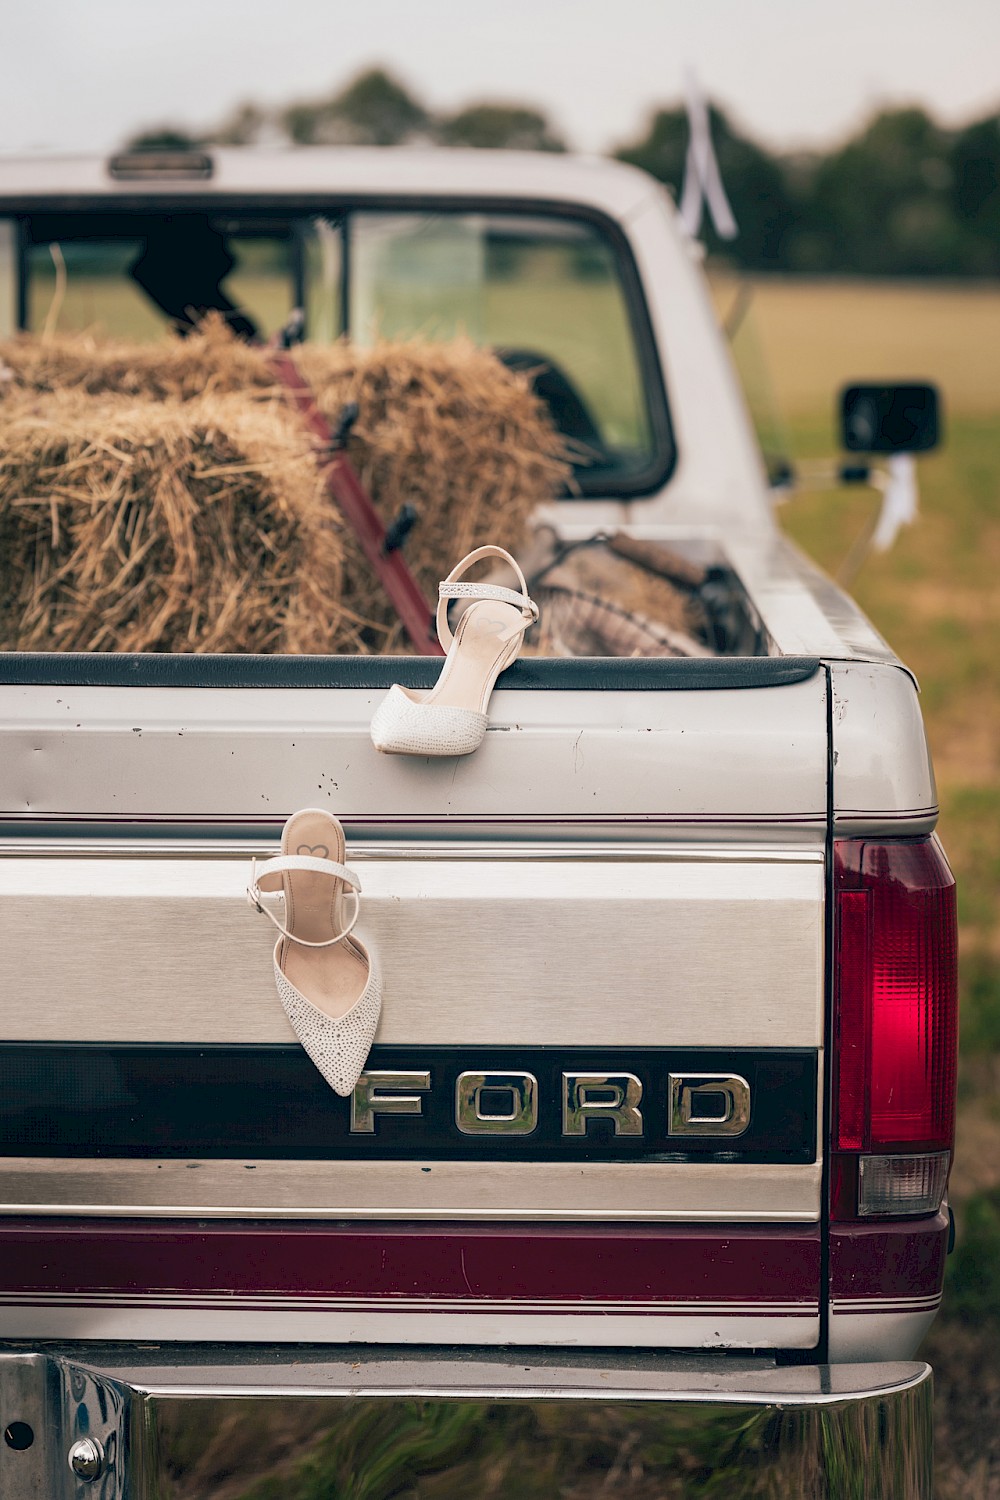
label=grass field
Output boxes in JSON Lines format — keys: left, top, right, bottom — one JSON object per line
{"left": 710, "top": 274, "right": 1000, "bottom": 1500}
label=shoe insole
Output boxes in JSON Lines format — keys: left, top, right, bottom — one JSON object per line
{"left": 429, "top": 599, "right": 524, "bottom": 712}
{"left": 270, "top": 808, "right": 369, "bottom": 1021}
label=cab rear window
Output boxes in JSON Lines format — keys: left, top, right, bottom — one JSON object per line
{"left": 18, "top": 205, "right": 672, "bottom": 497}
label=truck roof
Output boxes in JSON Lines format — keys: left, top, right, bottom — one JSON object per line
{"left": 0, "top": 146, "right": 662, "bottom": 220}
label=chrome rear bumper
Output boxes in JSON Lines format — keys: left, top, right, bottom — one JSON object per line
{"left": 0, "top": 1345, "right": 932, "bottom": 1498}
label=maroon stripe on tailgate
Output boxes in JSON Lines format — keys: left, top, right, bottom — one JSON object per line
{"left": 830, "top": 1213, "right": 948, "bottom": 1303}
{"left": 1, "top": 1220, "right": 820, "bottom": 1305}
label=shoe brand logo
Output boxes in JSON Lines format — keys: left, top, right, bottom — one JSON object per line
{"left": 350, "top": 1070, "right": 751, "bottom": 1139}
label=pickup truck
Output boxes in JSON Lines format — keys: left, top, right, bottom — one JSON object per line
{"left": 0, "top": 147, "right": 955, "bottom": 1498}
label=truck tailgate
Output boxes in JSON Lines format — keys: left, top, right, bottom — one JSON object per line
{"left": 0, "top": 654, "right": 828, "bottom": 1349}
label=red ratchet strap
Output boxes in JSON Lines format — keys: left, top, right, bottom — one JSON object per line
{"left": 268, "top": 348, "right": 443, "bottom": 656}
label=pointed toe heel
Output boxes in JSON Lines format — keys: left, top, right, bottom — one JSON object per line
{"left": 248, "top": 807, "right": 380, "bottom": 1097}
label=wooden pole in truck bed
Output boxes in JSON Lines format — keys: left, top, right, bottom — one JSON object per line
{"left": 269, "top": 348, "right": 444, "bottom": 656}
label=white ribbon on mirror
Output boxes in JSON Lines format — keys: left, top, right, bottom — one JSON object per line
{"left": 872, "top": 453, "right": 919, "bottom": 552}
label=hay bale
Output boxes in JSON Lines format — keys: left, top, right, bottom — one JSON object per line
{"left": 0, "top": 317, "right": 274, "bottom": 403}
{"left": 0, "top": 327, "right": 571, "bottom": 654}
{"left": 297, "top": 339, "right": 570, "bottom": 650}
{"left": 0, "top": 389, "right": 354, "bottom": 654}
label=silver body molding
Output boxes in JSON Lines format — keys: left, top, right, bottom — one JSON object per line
{"left": 0, "top": 1156, "right": 823, "bottom": 1222}
{"left": 0, "top": 1346, "right": 935, "bottom": 1499}
{"left": 0, "top": 849, "right": 825, "bottom": 1047}
{"left": 0, "top": 1301, "right": 821, "bottom": 1350}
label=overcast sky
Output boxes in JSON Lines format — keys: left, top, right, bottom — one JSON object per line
{"left": 3, "top": 0, "right": 998, "bottom": 156}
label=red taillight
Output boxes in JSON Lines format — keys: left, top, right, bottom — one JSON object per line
{"left": 832, "top": 837, "right": 957, "bottom": 1217}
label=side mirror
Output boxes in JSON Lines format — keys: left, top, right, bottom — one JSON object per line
{"left": 839, "top": 383, "right": 941, "bottom": 453}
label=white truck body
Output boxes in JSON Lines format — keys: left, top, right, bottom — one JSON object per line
{"left": 0, "top": 148, "right": 949, "bottom": 1498}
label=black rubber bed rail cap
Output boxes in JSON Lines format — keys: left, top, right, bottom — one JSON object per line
{"left": 0, "top": 652, "right": 820, "bottom": 691}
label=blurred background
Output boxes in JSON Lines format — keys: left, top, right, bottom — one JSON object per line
{"left": 4, "top": 3, "right": 999, "bottom": 1491}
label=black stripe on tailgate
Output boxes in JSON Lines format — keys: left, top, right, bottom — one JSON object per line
{"left": 0, "top": 1045, "right": 817, "bottom": 1164}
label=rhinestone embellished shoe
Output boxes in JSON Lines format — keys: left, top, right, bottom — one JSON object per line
{"left": 370, "top": 544, "right": 539, "bottom": 757}
{"left": 248, "top": 808, "right": 381, "bottom": 1097}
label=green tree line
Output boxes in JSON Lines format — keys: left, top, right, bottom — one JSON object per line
{"left": 129, "top": 68, "right": 1000, "bottom": 278}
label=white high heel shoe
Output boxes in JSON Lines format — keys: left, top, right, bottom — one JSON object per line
{"left": 248, "top": 808, "right": 381, "bottom": 1097}
{"left": 370, "top": 544, "right": 539, "bottom": 757}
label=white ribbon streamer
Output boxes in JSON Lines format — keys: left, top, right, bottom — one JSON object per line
{"left": 678, "top": 69, "right": 738, "bottom": 242}
{"left": 872, "top": 453, "right": 919, "bottom": 552}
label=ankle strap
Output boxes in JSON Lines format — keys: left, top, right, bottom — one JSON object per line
{"left": 436, "top": 545, "right": 538, "bottom": 651}
{"left": 247, "top": 855, "right": 362, "bottom": 948}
